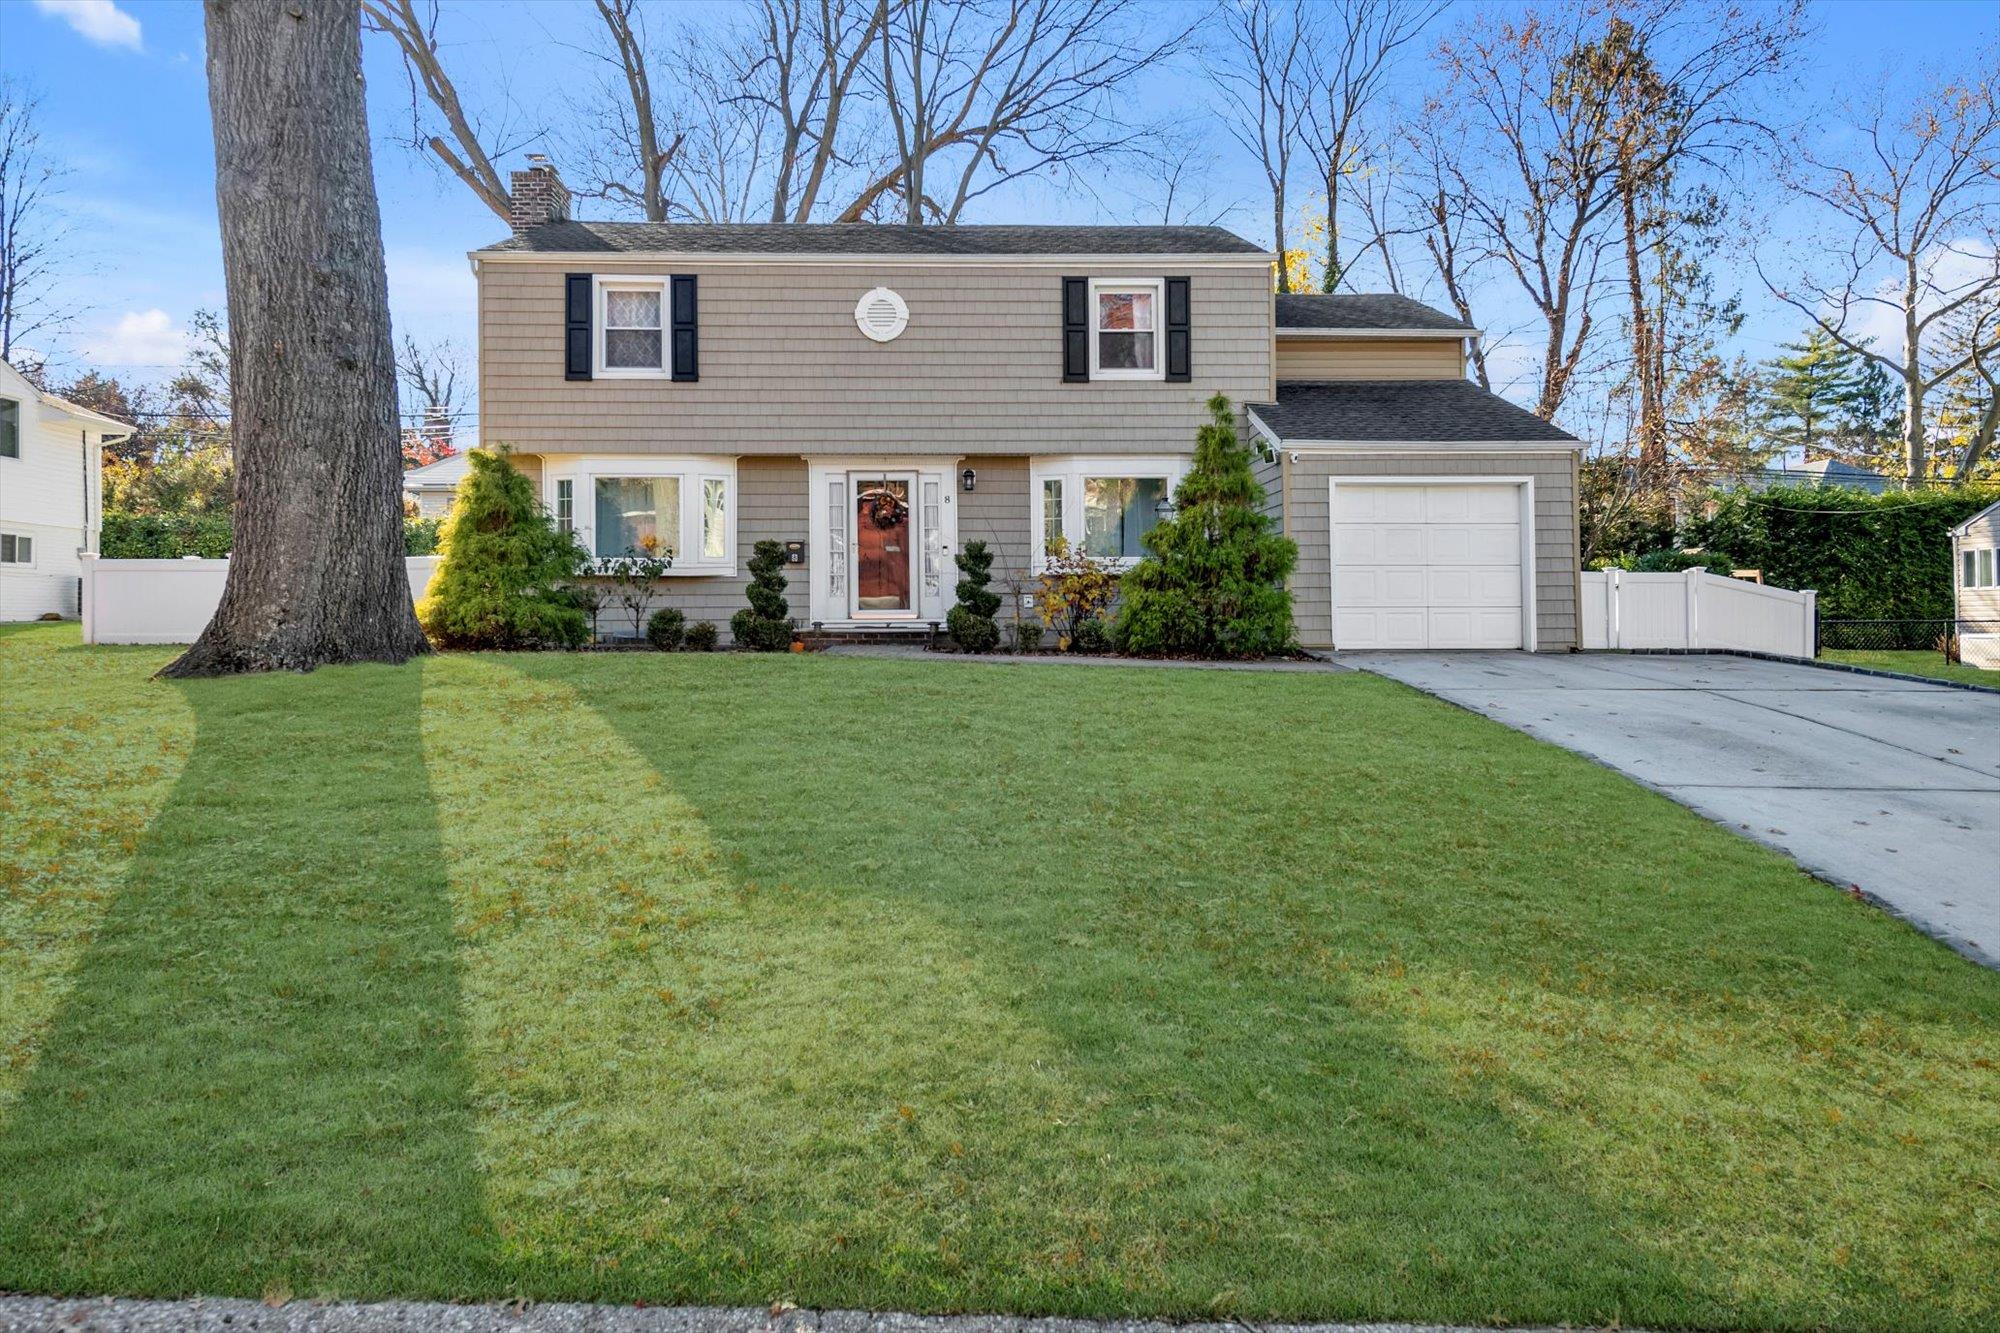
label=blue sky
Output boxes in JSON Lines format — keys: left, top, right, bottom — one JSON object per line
{"left": 1, "top": 0, "right": 1991, "bottom": 436}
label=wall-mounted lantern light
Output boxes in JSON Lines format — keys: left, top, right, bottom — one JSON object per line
{"left": 961, "top": 468, "right": 977, "bottom": 493}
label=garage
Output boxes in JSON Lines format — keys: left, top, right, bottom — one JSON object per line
{"left": 1330, "top": 481, "right": 1528, "bottom": 650}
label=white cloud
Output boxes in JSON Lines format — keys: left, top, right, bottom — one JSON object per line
{"left": 32, "top": 0, "right": 143, "bottom": 52}
{"left": 83, "top": 309, "right": 185, "bottom": 368}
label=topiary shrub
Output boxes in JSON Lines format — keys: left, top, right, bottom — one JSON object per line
{"left": 416, "top": 449, "right": 589, "bottom": 649}
{"left": 1115, "top": 393, "right": 1298, "bottom": 658}
{"left": 729, "top": 539, "right": 793, "bottom": 651}
{"left": 946, "top": 539, "right": 1002, "bottom": 652}
{"left": 1070, "top": 616, "right": 1111, "bottom": 654}
{"left": 646, "top": 606, "right": 686, "bottom": 650}
{"left": 684, "top": 620, "right": 719, "bottom": 652}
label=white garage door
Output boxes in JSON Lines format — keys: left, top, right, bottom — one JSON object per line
{"left": 1332, "top": 483, "right": 1524, "bottom": 649}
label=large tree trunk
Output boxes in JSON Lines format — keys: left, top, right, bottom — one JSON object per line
{"left": 164, "top": 0, "right": 429, "bottom": 678}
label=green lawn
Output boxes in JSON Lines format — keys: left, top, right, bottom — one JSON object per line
{"left": 2, "top": 622, "right": 1996, "bottom": 1330}
{"left": 1821, "top": 648, "right": 2000, "bottom": 688}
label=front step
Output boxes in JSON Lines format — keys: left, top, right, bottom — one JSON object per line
{"left": 797, "top": 625, "right": 942, "bottom": 649}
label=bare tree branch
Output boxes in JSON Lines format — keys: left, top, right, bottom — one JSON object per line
{"left": 362, "top": 0, "right": 526, "bottom": 221}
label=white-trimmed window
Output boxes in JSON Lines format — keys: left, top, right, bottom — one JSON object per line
{"left": 0, "top": 532, "right": 33, "bottom": 566}
{"left": 1089, "top": 279, "right": 1163, "bottom": 381}
{"left": 596, "top": 278, "right": 667, "bottom": 376}
{"left": 1031, "top": 456, "right": 1187, "bottom": 569}
{"left": 545, "top": 458, "right": 735, "bottom": 573}
{"left": 554, "top": 479, "right": 574, "bottom": 533}
{"left": 1968, "top": 547, "right": 1996, "bottom": 588}
{"left": 0, "top": 398, "right": 19, "bottom": 459}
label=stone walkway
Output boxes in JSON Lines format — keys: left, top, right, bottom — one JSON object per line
{"left": 0, "top": 1298, "right": 1631, "bottom": 1333}
{"left": 817, "top": 645, "right": 1353, "bottom": 673}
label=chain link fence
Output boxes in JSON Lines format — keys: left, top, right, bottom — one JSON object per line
{"left": 1817, "top": 618, "right": 2000, "bottom": 657}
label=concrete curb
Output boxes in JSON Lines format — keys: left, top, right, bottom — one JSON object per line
{"left": 0, "top": 1297, "right": 1632, "bottom": 1333}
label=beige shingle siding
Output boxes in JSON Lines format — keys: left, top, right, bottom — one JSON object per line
{"left": 1281, "top": 452, "right": 1580, "bottom": 651}
{"left": 957, "top": 457, "right": 1033, "bottom": 600}
{"left": 478, "top": 260, "right": 1273, "bottom": 457}
{"left": 1275, "top": 337, "right": 1464, "bottom": 381}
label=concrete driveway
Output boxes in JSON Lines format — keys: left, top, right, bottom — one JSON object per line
{"left": 1346, "top": 652, "right": 2000, "bottom": 968}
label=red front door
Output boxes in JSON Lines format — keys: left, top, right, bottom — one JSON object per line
{"left": 853, "top": 479, "right": 912, "bottom": 612}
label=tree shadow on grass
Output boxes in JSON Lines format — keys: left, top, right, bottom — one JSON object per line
{"left": 520, "top": 654, "right": 1711, "bottom": 1326}
{"left": 0, "top": 662, "right": 498, "bottom": 1301}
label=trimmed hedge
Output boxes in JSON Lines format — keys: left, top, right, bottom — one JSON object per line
{"left": 1685, "top": 484, "right": 2000, "bottom": 620}
{"left": 100, "top": 511, "right": 441, "bottom": 559}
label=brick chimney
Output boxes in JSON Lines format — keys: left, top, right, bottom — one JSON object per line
{"left": 508, "top": 154, "right": 570, "bottom": 233}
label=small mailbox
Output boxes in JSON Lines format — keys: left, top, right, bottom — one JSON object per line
{"left": 783, "top": 541, "right": 806, "bottom": 565}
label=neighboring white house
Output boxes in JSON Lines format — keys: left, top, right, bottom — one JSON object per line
{"left": 1, "top": 359, "right": 132, "bottom": 622}
{"left": 1952, "top": 497, "right": 2000, "bottom": 671}
{"left": 403, "top": 449, "right": 471, "bottom": 518}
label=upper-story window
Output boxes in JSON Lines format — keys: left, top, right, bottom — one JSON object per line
{"left": 598, "top": 279, "right": 666, "bottom": 376}
{"left": 0, "top": 398, "right": 19, "bottom": 459}
{"left": 1090, "top": 279, "right": 1163, "bottom": 380}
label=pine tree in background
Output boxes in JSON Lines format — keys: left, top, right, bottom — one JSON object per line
{"left": 1758, "top": 330, "right": 1897, "bottom": 465}
{"left": 730, "top": 539, "right": 794, "bottom": 651}
{"left": 1115, "top": 394, "right": 1297, "bottom": 659}
{"left": 416, "top": 450, "right": 588, "bottom": 649}
{"left": 946, "top": 540, "right": 1002, "bottom": 652}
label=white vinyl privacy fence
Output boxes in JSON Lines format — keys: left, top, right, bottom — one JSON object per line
{"left": 1581, "top": 568, "right": 1816, "bottom": 657}
{"left": 81, "top": 555, "right": 440, "bottom": 644}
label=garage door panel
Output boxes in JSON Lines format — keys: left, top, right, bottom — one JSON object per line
{"left": 1331, "top": 482, "right": 1527, "bottom": 651}
{"left": 1335, "top": 567, "right": 1427, "bottom": 607}
{"left": 1335, "top": 524, "right": 1426, "bottom": 564}
{"left": 1426, "top": 566, "right": 1522, "bottom": 606}
{"left": 1336, "top": 607, "right": 1428, "bottom": 649}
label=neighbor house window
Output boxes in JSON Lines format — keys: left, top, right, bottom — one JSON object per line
{"left": 1970, "top": 548, "right": 1997, "bottom": 588}
{"left": 599, "top": 281, "right": 665, "bottom": 374}
{"left": 0, "top": 533, "right": 32, "bottom": 565}
{"left": 594, "top": 475, "right": 681, "bottom": 560}
{"left": 555, "top": 479, "right": 574, "bottom": 533}
{"left": 0, "top": 398, "right": 18, "bottom": 459}
{"left": 701, "top": 477, "right": 728, "bottom": 560}
{"left": 1031, "top": 457, "right": 1184, "bottom": 569}
{"left": 1089, "top": 280, "right": 1162, "bottom": 380}
{"left": 1084, "top": 476, "right": 1168, "bottom": 559}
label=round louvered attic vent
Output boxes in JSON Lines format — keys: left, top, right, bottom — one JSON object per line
{"left": 854, "top": 286, "right": 910, "bottom": 342}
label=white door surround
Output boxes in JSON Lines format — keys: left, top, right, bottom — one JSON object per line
{"left": 806, "top": 457, "right": 958, "bottom": 627}
{"left": 1329, "top": 477, "right": 1536, "bottom": 651}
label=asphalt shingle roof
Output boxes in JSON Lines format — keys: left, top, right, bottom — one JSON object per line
{"left": 479, "top": 222, "right": 1267, "bottom": 256}
{"left": 1275, "top": 293, "right": 1474, "bottom": 332}
{"left": 1249, "top": 380, "right": 1579, "bottom": 444}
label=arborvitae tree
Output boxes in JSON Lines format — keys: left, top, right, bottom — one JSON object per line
{"left": 946, "top": 539, "right": 1002, "bottom": 651}
{"left": 415, "top": 449, "right": 588, "bottom": 648}
{"left": 1115, "top": 394, "right": 1298, "bottom": 658}
{"left": 730, "top": 539, "right": 793, "bottom": 650}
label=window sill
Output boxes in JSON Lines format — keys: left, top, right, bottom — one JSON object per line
{"left": 591, "top": 367, "right": 672, "bottom": 380}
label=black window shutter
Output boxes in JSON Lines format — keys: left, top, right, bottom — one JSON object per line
{"left": 1165, "top": 276, "right": 1191, "bottom": 382}
{"left": 564, "top": 273, "right": 592, "bottom": 381}
{"left": 1062, "top": 276, "right": 1089, "bottom": 382}
{"left": 670, "top": 275, "right": 698, "bottom": 381}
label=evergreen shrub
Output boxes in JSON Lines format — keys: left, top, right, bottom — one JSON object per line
{"left": 730, "top": 540, "right": 793, "bottom": 651}
{"left": 946, "top": 540, "right": 1002, "bottom": 652}
{"left": 415, "top": 449, "right": 589, "bottom": 649}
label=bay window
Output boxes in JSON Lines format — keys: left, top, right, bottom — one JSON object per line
{"left": 1089, "top": 279, "right": 1162, "bottom": 380}
{"left": 1031, "top": 457, "right": 1186, "bottom": 568}
{"left": 544, "top": 458, "right": 735, "bottom": 573}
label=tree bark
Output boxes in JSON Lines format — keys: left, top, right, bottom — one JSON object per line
{"left": 164, "top": 0, "right": 429, "bottom": 677}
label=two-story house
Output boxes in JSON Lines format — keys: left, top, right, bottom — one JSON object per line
{"left": 0, "top": 358, "right": 132, "bottom": 623}
{"left": 474, "top": 163, "right": 1582, "bottom": 650}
